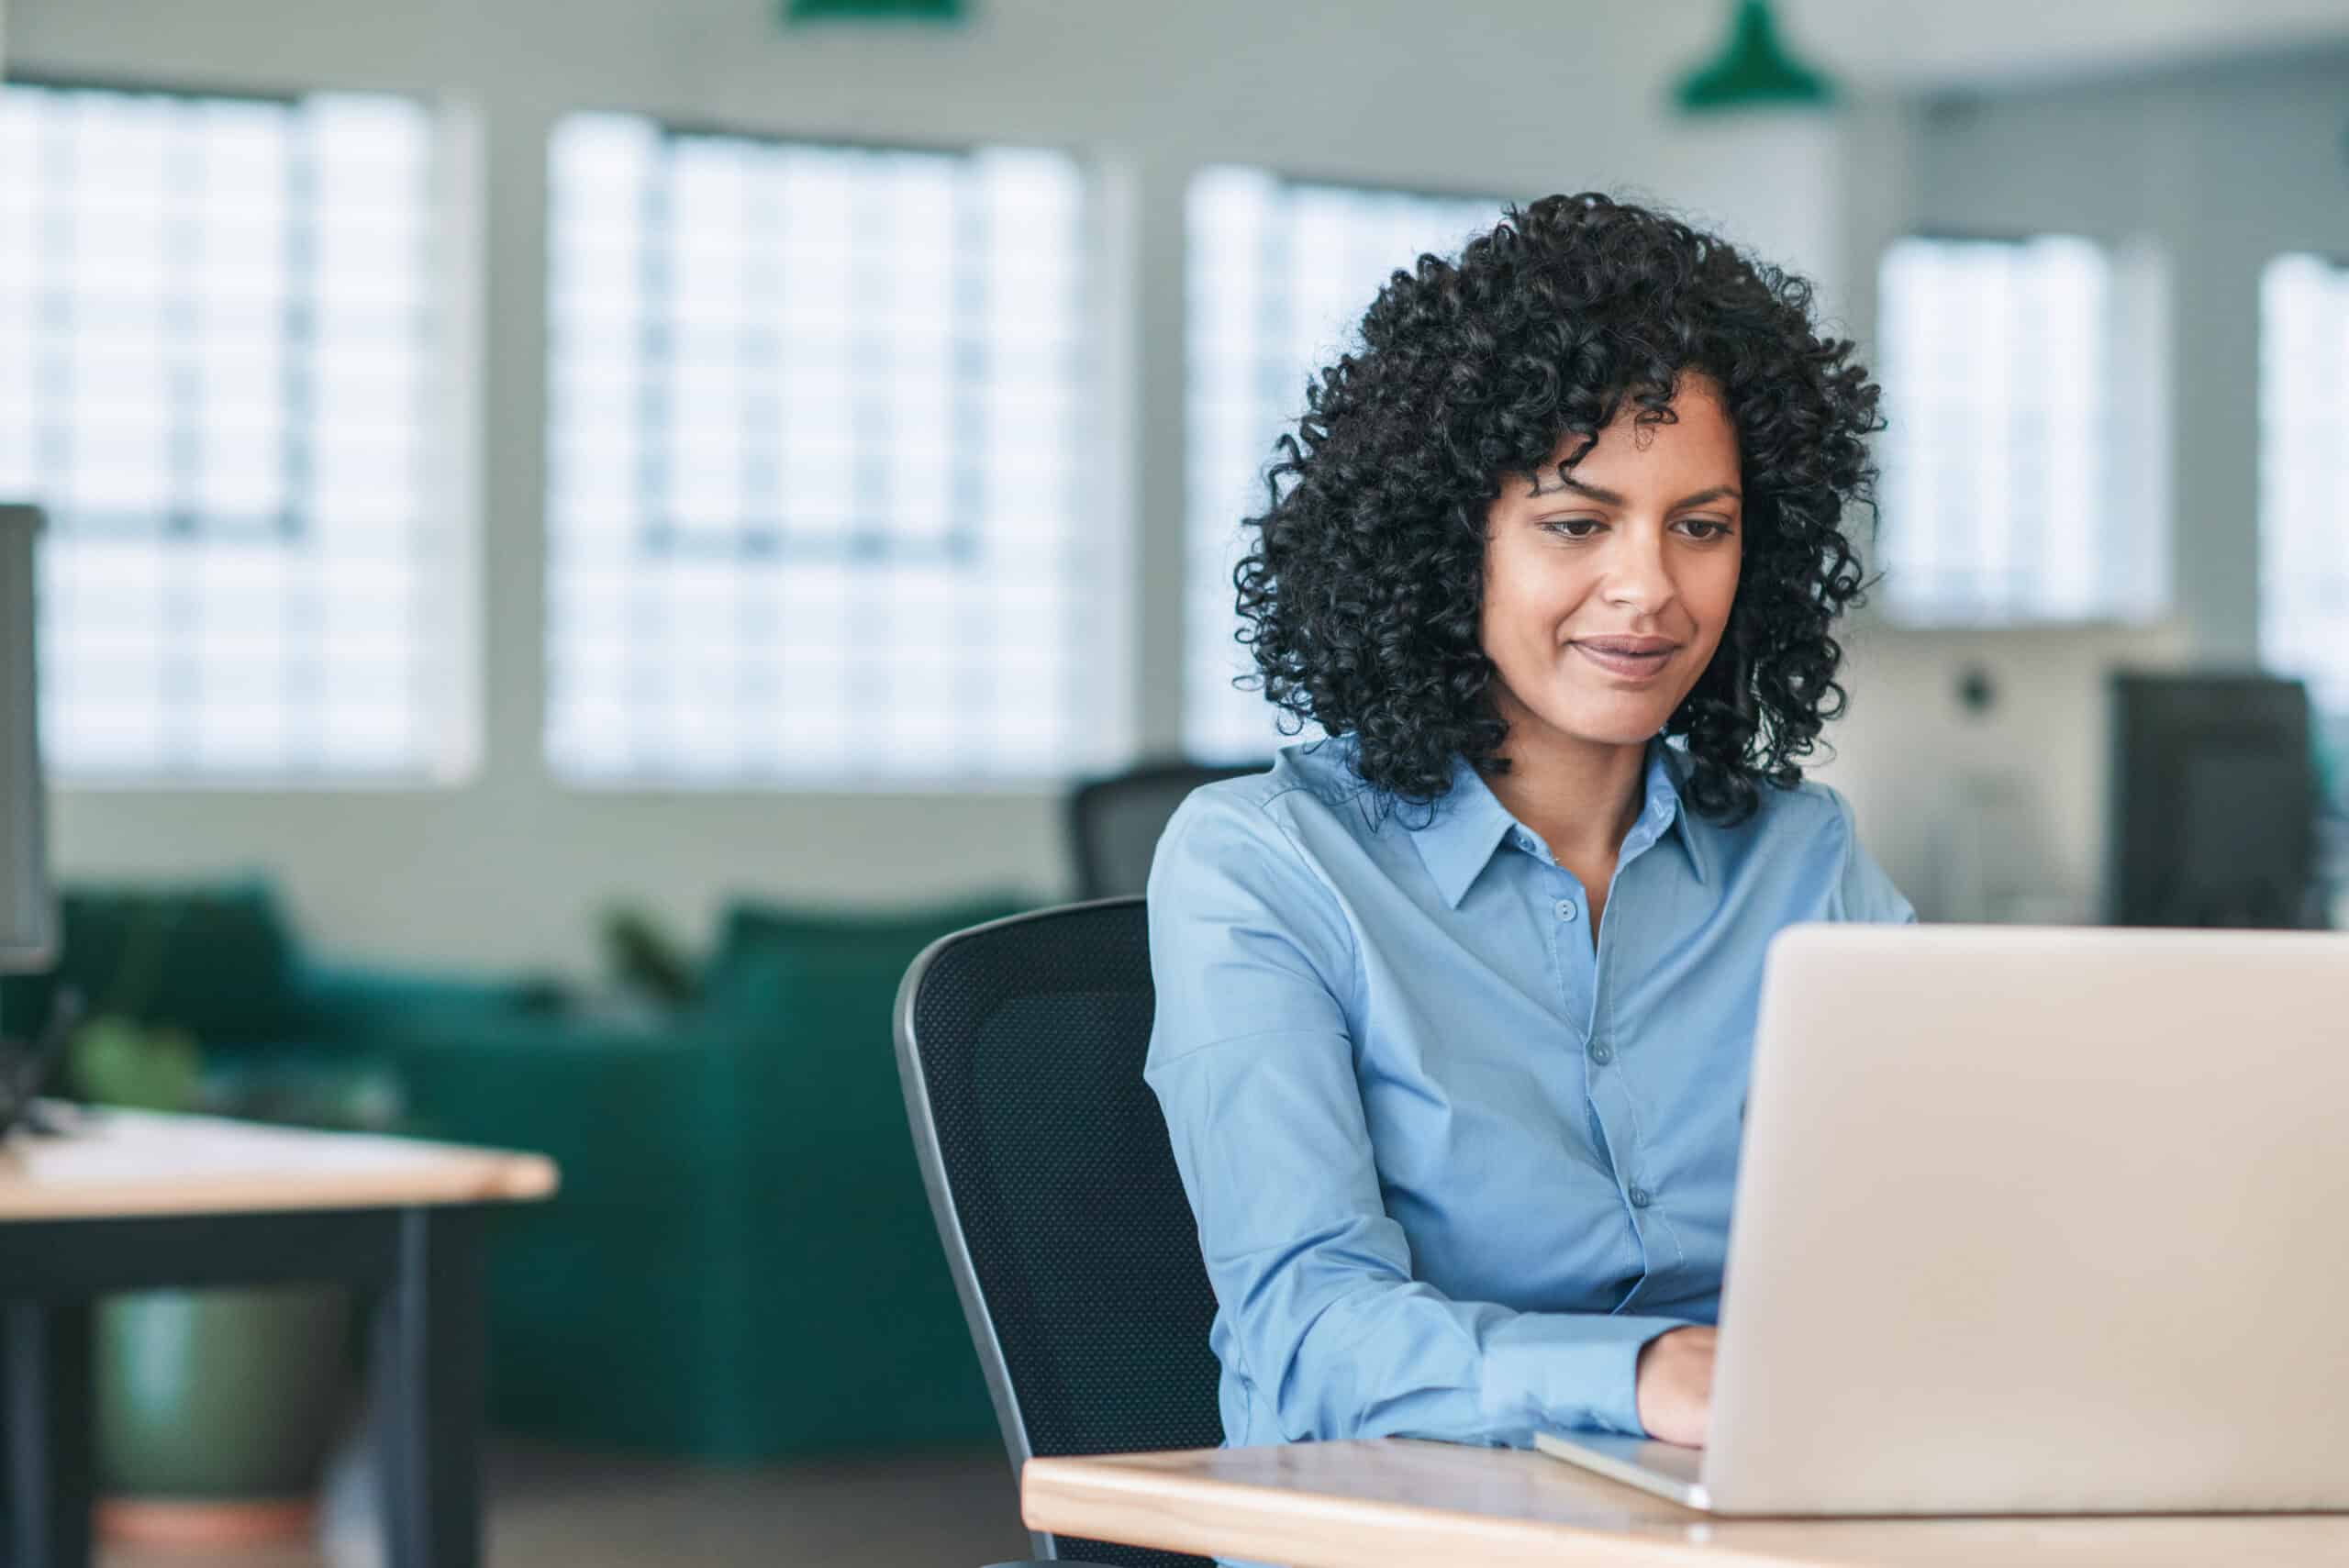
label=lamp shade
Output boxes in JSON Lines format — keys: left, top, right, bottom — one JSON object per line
{"left": 784, "top": 0, "right": 962, "bottom": 19}
{"left": 1675, "top": 0, "right": 1834, "bottom": 113}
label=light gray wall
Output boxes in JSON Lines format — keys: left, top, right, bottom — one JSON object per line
{"left": 1903, "top": 44, "right": 2349, "bottom": 663}
{"left": 13, "top": 0, "right": 1800, "bottom": 975}
{"left": 13, "top": 1, "right": 2344, "bottom": 965}
{"left": 1814, "top": 44, "right": 2349, "bottom": 920}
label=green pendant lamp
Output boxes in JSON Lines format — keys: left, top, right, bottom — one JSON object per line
{"left": 1674, "top": 0, "right": 1835, "bottom": 113}
{"left": 784, "top": 0, "right": 962, "bottom": 21}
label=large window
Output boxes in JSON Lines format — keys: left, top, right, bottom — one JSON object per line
{"left": 1184, "top": 167, "right": 1504, "bottom": 762}
{"left": 0, "top": 83, "right": 467, "bottom": 781}
{"left": 2260, "top": 252, "right": 2349, "bottom": 717}
{"left": 544, "top": 116, "right": 1110, "bottom": 785}
{"left": 1874, "top": 233, "right": 2169, "bottom": 627}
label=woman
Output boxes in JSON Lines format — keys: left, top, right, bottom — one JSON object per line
{"left": 1146, "top": 192, "right": 1912, "bottom": 1460}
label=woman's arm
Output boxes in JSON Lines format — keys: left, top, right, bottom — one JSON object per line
{"left": 1146, "top": 789, "right": 1691, "bottom": 1446}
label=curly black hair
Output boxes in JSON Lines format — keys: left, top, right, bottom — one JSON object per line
{"left": 1232, "top": 191, "right": 1883, "bottom": 825}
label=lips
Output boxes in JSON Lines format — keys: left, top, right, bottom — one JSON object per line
{"left": 1575, "top": 635, "right": 1678, "bottom": 655}
{"left": 1571, "top": 638, "right": 1679, "bottom": 680}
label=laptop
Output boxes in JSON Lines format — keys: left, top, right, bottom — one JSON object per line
{"left": 1535, "top": 922, "right": 2349, "bottom": 1516}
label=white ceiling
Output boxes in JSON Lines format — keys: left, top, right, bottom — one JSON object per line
{"left": 1768, "top": 0, "right": 2349, "bottom": 91}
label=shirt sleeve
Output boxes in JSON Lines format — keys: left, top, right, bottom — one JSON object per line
{"left": 1823, "top": 785, "right": 1917, "bottom": 925}
{"left": 1145, "top": 787, "right": 1695, "bottom": 1447}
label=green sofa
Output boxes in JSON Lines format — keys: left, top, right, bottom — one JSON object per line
{"left": 4, "top": 879, "right": 1032, "bottom": 1462}
{"left": 0, "top": 879, "right": 548, "bottom": 1118}
{"left": 394, "top": 891, "right": 1032, "bottom": 1460}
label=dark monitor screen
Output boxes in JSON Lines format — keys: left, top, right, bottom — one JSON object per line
{"left": 2107, "top": 672, "right": 2319, "bottom": 929}
{"left": 2, "top": 504, "right": 53, "bottom": 973}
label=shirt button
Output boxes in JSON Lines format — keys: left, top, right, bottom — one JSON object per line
{"left": 1554, "top": 898, "right": 1578, "bottom": 922}
{"left": 1629, "top": 1186, "right": 1653, "bottom": 1209}
{"left": 1587, "top": 1040, "right": 1613, "bottom": 1065}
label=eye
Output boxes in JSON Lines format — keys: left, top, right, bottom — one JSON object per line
{"left": 1538, "top": 517, "right": 1606, "bottom": 539}
{"left": 1677, "top": 518, "right": 1735, "bottom": 541}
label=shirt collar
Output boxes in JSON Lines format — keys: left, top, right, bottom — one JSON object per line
{"left": 1410, "top": 739, "right": 1709, "bottom": 908}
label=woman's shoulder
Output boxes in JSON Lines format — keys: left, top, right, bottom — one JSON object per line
{"left": 1675, "top": 764, "right": 1862, "bottom": 874}
{"left": 1146, "top": 742, "right": 1367, "bottom": 988}
{"left": 1750, "top": 773, "right": 1863, "bottom": 840}
{"left": 1682, "top": 768, "right": 1911, "bottom": 922}
{"left": 1163, "top": 739, "right": 1373, "bottom": 844}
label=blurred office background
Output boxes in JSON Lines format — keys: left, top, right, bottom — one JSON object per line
{"left": 2, "top": 0, "right": 2345, "bottom": 1562}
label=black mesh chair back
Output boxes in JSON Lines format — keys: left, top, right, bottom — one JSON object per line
{"left": 895, "top": 899, "right": 1222, "bottom": 1568}
{"left": 1065, "top": 762, "right": 1265, "bottom": 901}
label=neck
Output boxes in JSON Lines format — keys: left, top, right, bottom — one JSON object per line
{"left": 1482, "top": 718, "right": 1652, "bottom": 869}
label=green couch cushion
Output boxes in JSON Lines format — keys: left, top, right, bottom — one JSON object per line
{"left": 729, "top": 931, "right": 1007, "bottom": 1451}
{"left": 39, "top": 880, "right": 298, "bottom": 1049}
{"left": 699, "top": 892, "right": 1030, "bottom": 1021}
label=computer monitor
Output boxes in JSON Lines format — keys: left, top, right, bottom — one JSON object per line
{"left": 2106, "top": 671, "right": 2319, "bottom": 929}
{"left": 1, "top": 503, "right": 54, "bottom": 973}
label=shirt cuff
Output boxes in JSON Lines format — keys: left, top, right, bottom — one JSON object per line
{"left": 1482, "top": 1313, "right": 1695, "bottom": 1438}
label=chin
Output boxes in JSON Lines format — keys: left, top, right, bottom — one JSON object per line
{"left": 1538, "top": 707, "right": 1675, "bottom": 749}
{"left": 1534, "top": 685, "right": 1686, "bottom": 748}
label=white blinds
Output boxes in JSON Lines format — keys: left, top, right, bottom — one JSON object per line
{"left": 0, "top": 84, "right": 462, "bottom": 781}
{"left": 543, "top": 116, "right": 1109, "bottom": 785}
{"left": 1875, "top": 233, "right": 2169, "bottom": 627}
{"left": 2259, "top": 252, "right": 2349, "bottom": 717}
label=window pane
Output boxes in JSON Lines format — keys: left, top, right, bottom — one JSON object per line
{"left": 1183, "top": 168, "right": 1504, "bottom": 762}
{"left": 0, "top": 83, "right": 459, "bottom": 782}
{"left": 544, "top": 116, "right": 1108, "bottom": 785}
{"left": 1874, "top": 233, "right": 2169, "bottom": 626}
{"left": 2259, "top": 253, "right": 2349, "bottom": 717}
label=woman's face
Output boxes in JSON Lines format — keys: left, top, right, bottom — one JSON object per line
{"left": 1480, "top": 373, "right": 1743, "bottom": 759}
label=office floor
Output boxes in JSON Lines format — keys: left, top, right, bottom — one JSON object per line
{"left": 97, "top": 1439, "right": 1033, "bottom": 1568}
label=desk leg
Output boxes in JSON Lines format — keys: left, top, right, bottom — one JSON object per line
{"left": 3, "top": 1297, "right": 94, "bottom": 1568}
{"left": 371, "top": 1207, "right": 485, "bottom": 1568}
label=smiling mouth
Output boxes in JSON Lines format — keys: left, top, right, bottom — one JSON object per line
{"left": 1571, "top": 641, "right": 1678, "bottom": 680}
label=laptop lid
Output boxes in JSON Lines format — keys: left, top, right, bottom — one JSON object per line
{"left": 1704, "top": 924, "right": 2349, "bottom": 1516}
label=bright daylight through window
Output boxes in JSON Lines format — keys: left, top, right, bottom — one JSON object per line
{"left": 543, "top": 116, "right": 1109, "bottom": 786}
{"left": 2259, "top": 252, "right": 2349, "bottom": 721}
{"left": 1874, "top": 232, "right": 2170, "bottom": 628}
{"left": 0, "top": 83, "right": 465, "bottom": 781}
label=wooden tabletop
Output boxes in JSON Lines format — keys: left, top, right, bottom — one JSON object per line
{"left": 1023, "top": 1440, "right": 2349, "bottom": 1567}
{"left": 0, "top": 1103, "right": 559, "bottom": 1220}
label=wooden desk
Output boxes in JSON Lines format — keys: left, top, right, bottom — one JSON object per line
{"left": 0, "top": 1106, "right": 558, "bottom": 1568}
{"left": 1024, "top": 1440, "right": 2349, "bottom": 1566}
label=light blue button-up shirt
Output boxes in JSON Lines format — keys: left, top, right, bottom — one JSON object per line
{"left": 1144, "top": 735, "right": 1914, "bottom": 1455}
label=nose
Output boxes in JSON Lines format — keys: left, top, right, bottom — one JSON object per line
{"left": 1602, "top": 525, "right": 1675, "bottom": 617}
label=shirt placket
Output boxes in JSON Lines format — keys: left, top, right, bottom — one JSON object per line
{"left": 1545, "top": 823, "right": 1682, "bottom": 1308}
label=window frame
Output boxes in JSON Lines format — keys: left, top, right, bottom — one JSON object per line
{"left": 2256, "top": 249, "right": 2349, "bottom": 721}
{"left": 0, "top": 71, "right": 482, "bottom": 790}
{"left": 1869, "top": 226, "right": 2173, "bottom": 630}
{"left": 540, "top": 110, "right": 1128, "bottom": 792}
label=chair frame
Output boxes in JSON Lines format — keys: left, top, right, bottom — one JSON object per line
{"left": 892, "top": 896, "right": 1149, "bottom": 1563}
{"left": 1063, "top": 762, "right": 1264, "bottom": 901}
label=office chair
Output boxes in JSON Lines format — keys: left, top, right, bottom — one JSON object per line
{"left": 1064, "top": 761, "right": 1266, "bottom": 901}
{"left": 895, "top": 898, "right": 1222, "bottom": 1568}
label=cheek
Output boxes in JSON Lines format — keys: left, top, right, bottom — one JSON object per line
{"left": 1477, "top": 546, "right": 1529, "bottom": 652}
{"left": 1694, "top": 553, "right": 1742, "bottom": 626}
{"left": 1482, "top": 542, "right": 1587, "bottom": 650}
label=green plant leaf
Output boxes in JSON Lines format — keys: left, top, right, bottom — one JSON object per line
{"left": 70, "top": 1015, "right": 205, "bottom": 1113}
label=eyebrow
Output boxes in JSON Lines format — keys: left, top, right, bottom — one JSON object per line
{"left": 1529, "top": 475, "right": 1742, "bottom": 509}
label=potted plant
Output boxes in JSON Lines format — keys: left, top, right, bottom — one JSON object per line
{"left": 66, "top": 907, "right": 359, "bottom": 1551}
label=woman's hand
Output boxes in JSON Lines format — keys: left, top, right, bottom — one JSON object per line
{"left": 1634, "top": 1326, "right": 1716, "bottom": 1448}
